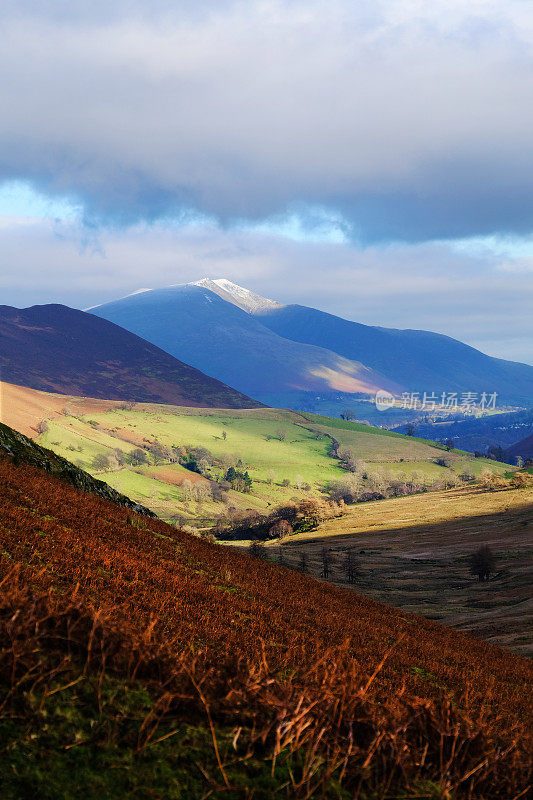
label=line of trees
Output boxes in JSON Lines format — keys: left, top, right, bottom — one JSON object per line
{"left": 327, "top": 460, "right": 484, "bottom": 506}
{"left": 249, "top": 541, "right": 500, "bottom": 588}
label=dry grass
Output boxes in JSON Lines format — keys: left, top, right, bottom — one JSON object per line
{"left": 273, "top": 485, "right": 533, "bottom": 655}
{"left": 0, "top": 455, "right": 531, "bottom": 796}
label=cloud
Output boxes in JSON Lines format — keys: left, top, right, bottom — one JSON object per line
{"left": 1, "top": 1, "right": 533, "bottom": 240}
{"left": 1, "top": 2, "right": 530, "bottom": 366}
{"left": 0, "top": 214, "right": 531, "bottom": 365}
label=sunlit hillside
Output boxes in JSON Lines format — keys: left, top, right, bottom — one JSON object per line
{"left": 0, "top": 382, "right": 511, "bottom": 527}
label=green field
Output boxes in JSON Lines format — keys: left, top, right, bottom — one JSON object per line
{"left": 39, "top": 404, "right": 512, "bottom": 527}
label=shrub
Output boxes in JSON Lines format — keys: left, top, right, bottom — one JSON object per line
{"left": 479, "top": 467, "right": 498, "bottom": 489}
{"left": 92, "top": 453, "right": 110, "bottom": 471}
{"left": 460, "top": 471, "right": 475, "bottom": 482}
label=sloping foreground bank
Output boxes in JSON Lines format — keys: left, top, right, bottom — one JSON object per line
{"left": 0, "top": 452, "right": 531, "bottom": 798}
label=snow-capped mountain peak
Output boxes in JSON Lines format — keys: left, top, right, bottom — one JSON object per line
{"left": 191, "top": 278, "right": 283, "bottom": 314}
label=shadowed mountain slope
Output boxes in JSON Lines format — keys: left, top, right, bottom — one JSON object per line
{"left": 506, "top": 432, "right": 533, "bottom": 461}
{"left": 0, "top": 303, "right": 261, "bottom": 408}
{"left": 256, "top": 304, "right": 533, "bottom": 406}
{"left": 92, "top": 280, "right": 533, "bottom": 408}
{"left": 91, "top": 285, "right": 399, "bottom": 399}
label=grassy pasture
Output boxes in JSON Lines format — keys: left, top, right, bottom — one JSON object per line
{"left": 36, "top": 401, "right": 512, "bottom": 525}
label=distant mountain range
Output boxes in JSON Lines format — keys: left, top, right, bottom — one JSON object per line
{"left": 91, "top": 279, "right": 533, "bottom": 409}
{"left": 0, "top": 304, "right": 261, "bottom": 409}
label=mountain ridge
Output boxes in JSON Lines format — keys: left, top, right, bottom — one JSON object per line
{"left": 91, "top": 279, "right": 533, "bottom": 408}
{"left": 91, "top": 285, "right": 400, "bottom": 399}
{"left": 257, "top": 302, "right": 533, "bottom": 404}
{"left": 0, "top": 303, "right": 262, "bottom": 409}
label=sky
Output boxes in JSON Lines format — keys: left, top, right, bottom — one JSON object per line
{"left": 1, "top": 0, "right": 532, "bottom": 364}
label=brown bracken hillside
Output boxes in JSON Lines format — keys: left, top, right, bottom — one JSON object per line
{"left": 0, "top": 453, "right": 531, "bottom": 798}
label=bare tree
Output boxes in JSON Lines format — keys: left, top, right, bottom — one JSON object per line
{"left": 298, "top": 550, "right": 309, "bottom": 573}
{"left": 113, "top": 448, "right": 126, "bottom": 466}
{"left": 321, "top": 547, "right": 334, "bottom": 579}
{"left": 267, "top": 469, "right": 276, "bottom": 485}
{"left": 37, "top": 419, "right": 49, "bottom": 435}
{"left": 276, "top": 428, "right": 286, "bottom": 441}
{"left": 193, "top": 483, "right": 211, "bottom": 503}
{"left": 468, "top": 545, "right": 498, "bottom": 582}
{"left": 269, "top": 519, "right": 293, "bottom": 539}
{"left": 181, "top": 479, "right": 193, "bottom": 501}
{"left": 341, "top": 550, "right": 361, "bottom": 584}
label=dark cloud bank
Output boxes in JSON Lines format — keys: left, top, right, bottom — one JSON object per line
{"left": 1, "top": 0, "right": 533, "bottom": 241}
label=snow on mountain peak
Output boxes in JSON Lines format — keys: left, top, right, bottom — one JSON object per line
{"left": 191, "top": 278, "right": 282, "bottom": 314}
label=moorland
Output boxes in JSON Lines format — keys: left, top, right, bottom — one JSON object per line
{"left": 0, "top": 441, "right": 531, "bottom": 799}
{"left": 266, "top": 483, "right": 533, "bottom": 656}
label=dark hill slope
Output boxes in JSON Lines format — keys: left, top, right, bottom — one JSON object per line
{"left": 507, "top": 432, "right": 533, "bottom": 461}
{"left": 0, "top": 303, "right": 261, "bottom": 408}
{"left": 396, "top": 408, "right": 533, "bottom": 453}
{"left": 257, "top": 304, "right": 533, "bottom": 406}
{"left": 0, "top": 454, "right": 531, "bottom": 797}
{"left": 91, "top": 286, "right": 400, "bottom": 399}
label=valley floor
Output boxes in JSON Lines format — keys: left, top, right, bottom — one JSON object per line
{"left": 269, "top": 485, "right": 533, "bottom": 656}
